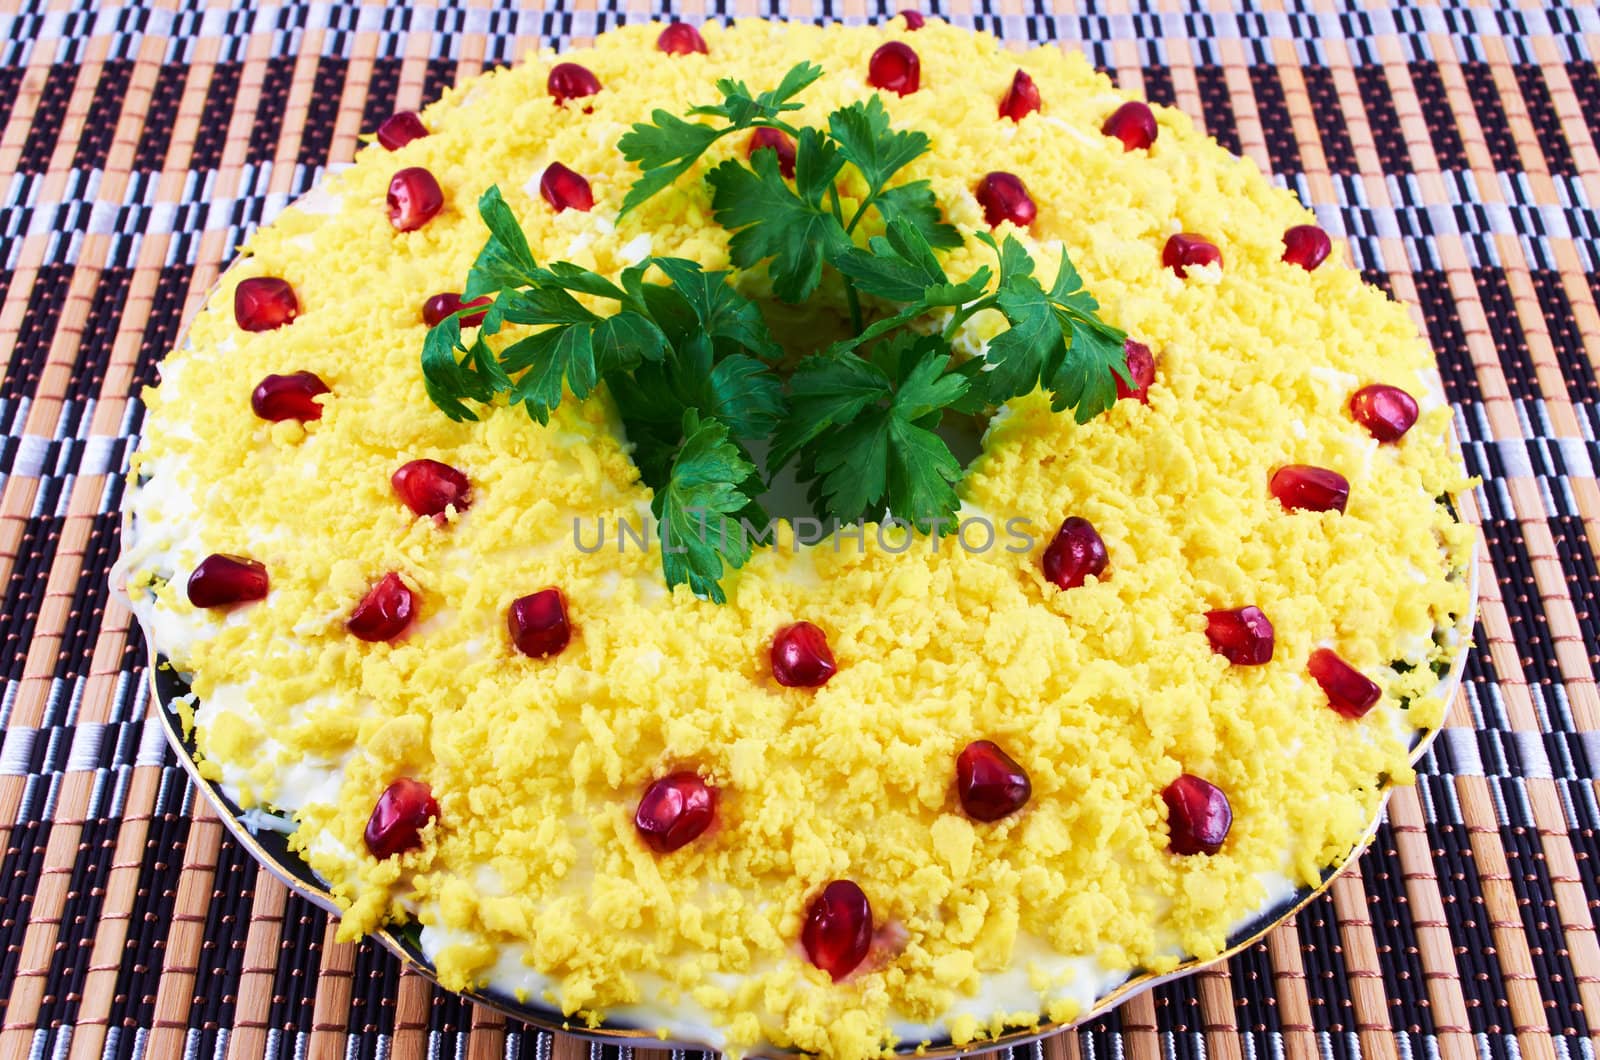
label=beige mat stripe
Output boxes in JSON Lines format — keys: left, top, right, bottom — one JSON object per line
{"left": 1264, "top": 917, "right": 1319, "bottom": 1060}
{"left": 221, "top": 870, "right": 291, "bottom": 1060}
{"left": 1330, "top": 873, "right": 1401, "bottom": 1060}
{"left": 265, "top": 28, "right": 326, "bottom": 201}
{"left": 146, "top": 807, "right": 228, "bottom": 1057}
{"left": 1385, "top": 785, "right": 1475, "bottom": 1047}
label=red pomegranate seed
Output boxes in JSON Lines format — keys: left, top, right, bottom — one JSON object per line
{"left": 1282, "top": 224, "right": 1332, "bottom": 271}
{"left": 1163, "top": 233, "right": 1223, "bottom": 278}
{"left": 771, "top": 621, "right": 837, "bottom": 688}
{"left": 1163, "top": 774, "right": 1232, "bottom": 855}
{"left": 975, "top": 171, "right": 1036, "bottom": 228}
{"left": 635, "top": 772, "right": 717, "bottom": 853}
{"left": 1270, "top": 465, "right": 1349, "bottom": 514}
{"left": 375, "top": 111, "right": 428, "bottom": 150}
{"left": 421, "top": 292, "right": 492, "bottom": 328}
{"left": 364, "top": 778, "right": 439, "bottom": 859}
{"left": 1349, "top": 384, "right": 1419, "bottom": 443}
{"left": 547, "top": 62, "right": 602, "bottom": 105}
{"left": 1308, "top": 648, "right": 1382, "bottom": 718}
{"left": 251, "top": 371, "right": 329, "bottom": 422}
{"left": 1204, "top": 606, "right": 1275, "bottom": 665}
{"left": 387, "top": 167, "right": 444, "bottom": 232}
{"left": 1042, "top": 517, "right": 1108, "bottom": 591}
{"left": 391, "top": 459, "right": 471, "bottom": 518}
{"left": 234, "top": 277, "right": 300, "bottom": 332}
{"left": 999, "top": 69, "right": 1041, "bottom": 122}
{"left": 899, "top": 9, "right": 925, "bottom": 28}
{"left": 347, "top": 572, "right": 417, "bottom": 643}
{"left": 508, "top": 588, "right": 571, "bottom": 658}
{"left": 802, "top": 880, "right": 873, "bottom": 981}
{"left": 747, "top": 127, "right": 797, "bottom": 179}
{"left": 656, "top": 21, "right": 708, "bottom": 55}
{"left": 540, "top": 162, "right": 594, "bottom": 213}
{"left": 868, "top": 41, "right": 920, "bottom": 96}
{"left": 1102, "top": 101, "right": 1158, "bottom": 151}
{"left": 1116, "top": 339, "right": 1155, "bottom": 403}
{"left": 187, "top": 554, "right": 268, "bottom": 608}
{"left": 956, "top": 740, "right": 1032, "bottom": 822}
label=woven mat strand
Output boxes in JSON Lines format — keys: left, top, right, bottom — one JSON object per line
{"left": 0, "top": 1, "right": 1596, "bottom": 1059}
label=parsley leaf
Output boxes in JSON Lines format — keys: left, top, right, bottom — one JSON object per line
{"left": 706, "top": 143, "right": 849, "bottom": 302}
{"left": 465, "top": 186, "right": 541, "bottom": 299}
{"left": 827, "top": 97, "right": 929, "bottom": 195}
{"left": 618, "top": 62, "right": 822, "bottom": 216}
{"left": 981, "top": 243, "right": 1129, "bottom": 421}
{"left": 872, "top": 181, "right": 962, "bottom": 249}
{"left": 648, "top": 257, "right": 784, "bottom": 362}
{"left": 653, "top": 411, "right": 767, "bottom": 603}
{"left": 777, "top": 334, "right": 968, "bottom": 530}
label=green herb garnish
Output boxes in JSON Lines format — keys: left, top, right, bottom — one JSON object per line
{"left": 422, "top": 64, "right": 1129, "bottom": 600}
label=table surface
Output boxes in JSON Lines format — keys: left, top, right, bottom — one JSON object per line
{"left": 0, "top": 1, "right": 1596, "bottom": 1059}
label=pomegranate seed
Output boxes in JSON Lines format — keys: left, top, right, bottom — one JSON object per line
{"left": 387, "top": 167, "right": 444, "bottom": 232}
{"left": 391, "top": 459, "right": 471, "bottom": 518}
{"left": 1349, "top": 384, "right": 1419, "bottom": 443}
{"left": 364, "top": 778, "right": 439, "bottom": 859}
{"left": 1163, "top": 233, "right": 1223, "bottom": 278}
{"left": 975, "top": 171, "right": 1036, "bottom": 229}
{"left": 635, "top": 772, "right": 717, "bottom": 853}
{"left": 234, "top": 277, "right": 300, "bottom": 332}
{"left": 802, "top": 880, "right": 873, "bottom": 981}
{"left": 899, "top": 9, "right": 925, "bottom": 28}
{"left": 1042, "top": 517, "right": 1108, "bottom": 591}
{"left": 251, "top": 371, "right": 329, "bottom": 422}
{"left": 1163, "top": 774, "right": 1231, "bottom": 855}
{"left": 347, "top": 572, "right": 417, "bottom": 643}
{"left": 1116, "top": 339, "right": 1155, "bottom": 403}
{"left": 1204, "top": 606, "right": 1275, "bottom": 665}
{"left": 187, "top": 554, "right": 268, "bottom": 608}
{"left": 956, "top": 740, "right": 1032, "bottom": 822}
{"left": 375, "top": 111, "right": 428, "bottom": 150}
{"left": 508, "top": 588, "right": 572, "bottom": 658}
{"left": 868, "top": 41, "right": 920, "bottom": 96}
{"left": 421, "top": 292, "right": 492, "bottom": 328}
{"left": 1308, "top": 648, "right": 1382, "bottom": 718}
{"left": 656, "top": 21, "right": 708, "bottom": 55}
{"left": 548, "top": 62, "right": 602, "bottom": 105}
{"left": 747, "top": 127, "right": 797, "bottom": 180}
{"left": 540, "top": 162, "right": 594, "bottom": 213}
{"left": 999, "top": 69, "right": 1041, "bottom": 122}
{"left": 1270, "top": 465, "right": 1349, "bottom": 514}
{"left": 1102, "top": 101, "right": 1158, "bottom": 151}
{"left": 771, "top": 621, "right": 837, "bottom": 688}
{"left": 1282, "top": 224, "right": 1332, "bottom": 271}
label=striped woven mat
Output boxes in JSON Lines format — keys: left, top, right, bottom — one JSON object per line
{"left": 1, "top": 1, "right": 1596, "bottom": 1058}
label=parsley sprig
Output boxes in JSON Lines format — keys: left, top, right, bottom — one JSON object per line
{"left": 421, "top": 64, "right": 1129, "bottom": 602}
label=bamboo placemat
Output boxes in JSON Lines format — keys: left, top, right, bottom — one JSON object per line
{"left": 0, "top": 0, "right": 1595, "bottom": 1058}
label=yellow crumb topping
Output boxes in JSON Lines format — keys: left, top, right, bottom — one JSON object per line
{"left": 125, "top": 17, "right": 1473, "bottom": 1059}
